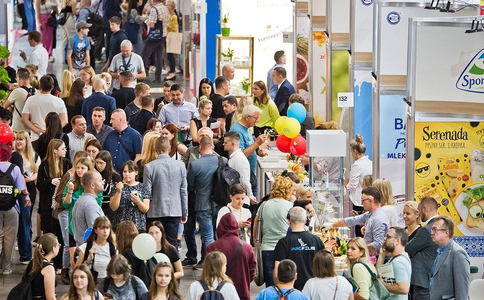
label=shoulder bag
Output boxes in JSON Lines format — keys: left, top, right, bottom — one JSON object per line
{"left": 254, "top": 201, "right": 267, "bottom": 286}
{"left": 147, "top": 6, "right": 163, "bottom": 41}
{"left": 353, "top": 262, "right": 390, "bottom": 300}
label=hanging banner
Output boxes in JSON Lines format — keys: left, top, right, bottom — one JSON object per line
{"left": 311, "top": 31, "right": 327, "bottom": 124}
{"left": 296, "top": 12, "right": 310, "bottom": 105}
{"left": 414, "top": 121, "right": 484, "bottom": 236}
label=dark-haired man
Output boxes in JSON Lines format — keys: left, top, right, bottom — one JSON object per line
{"left": 63, "top": 115, "right": 94, "bottom": 160}
{"left": 22, "top": 75, "right": 68, "bottom": 146}
{"left": 267, "top": 50, "right": 286, "bottom": 99}
{"left": 130, "top": 95, "right": 157, "bottom": 135}
{"left": 325, "top": 186, "right": 389, "bottom": 252}
{"left": 86, "top": 107, "right": 114, "bottom": 145}
{"left": 3, "top": 68, "right": 33, "bottom": 132}
{"left": 210, "top": 76, "right": 230, "bottom": 132}
{"left": 112, "top": 71, "right": 136, "bottom": 109}
{"left": 222, "top": 95, "right": 237, "bottom": 132}
{"left": 256, "top": 259, "right": 309, "bottom": 300}
{"left": 19, "top": 30, "right": 48, "bottom": 76}
{"left": 102, "top": 16, "right": 128, "bottom": 73}
{"left": 272, "top": 67, "right": 295, "bottom": 116}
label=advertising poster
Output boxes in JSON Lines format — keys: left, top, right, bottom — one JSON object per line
{"left": 296, "top": 14, "right": 310, "bottom": 105}
{"left": 414, "top": 121, "right": 484, "bottom": 236}
{"left": 354, "top": 70, "right": 373, "bottom": 158}
{"left": 379, "top": 94, "right": 406, "bottom": 226}
{"left": 311, "top": 31, "right": 327, "bottom": 125}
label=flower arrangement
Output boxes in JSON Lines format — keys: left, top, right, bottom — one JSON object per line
{"left": 221, "top": 47, "right": 234, "bottom": 62}
{"left": 221, "top": 11, "right": 229, "bottom": 27}
{"left": 240, "top": 77, "right": 251, "bottom": 94}
{"left": 286, "top": 155, "right": 308, "bottom": 180}
{"left": 0, "top": 45, "right": 11, "bottom": 101}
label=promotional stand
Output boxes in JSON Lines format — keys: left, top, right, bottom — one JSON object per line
{"left": 406, "top": 16, "right": 484, "bottom": 275}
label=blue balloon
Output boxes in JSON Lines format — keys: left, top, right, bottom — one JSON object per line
{"left": 287, "top": 103, "right": 306, "bottom": 123}
{"left": 83, "top": 227, "right": 93, "bottom": 242}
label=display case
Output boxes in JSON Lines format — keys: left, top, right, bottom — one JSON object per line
{"left": 306, "top": 130, "right": 349, "bottom": 238}
{"left": 215, "top": 35, "right": 254, "bottom": 97}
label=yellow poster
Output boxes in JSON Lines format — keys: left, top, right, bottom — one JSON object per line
{"left": 414, "top": 122, "right": 484, "bottom": 236}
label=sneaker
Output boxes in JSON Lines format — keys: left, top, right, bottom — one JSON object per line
{"left": 20, "top": 260, "right": 31, "bottom": 265}
{"left": 56, "top": 269, "right": 62, "bottom": 275}
{"left": 48, "top": 56, "right": 55, "bottom": 63}
{"left": 149, "top": 66, "right": 156, "bottom": 73}
{"left": 181, "top": 258, "right": 197, "bottom": 266}
{"left": 162, "top": 68, "right": 169, "bottom": 75}
{"left": 192, "top": 260, "right": 204, "bottom": 270}
{"left": 61, "top": 268, "right": 70, "bottom": 284}
{"left": 3, "top": 269, "right": 12, "bottom": 276}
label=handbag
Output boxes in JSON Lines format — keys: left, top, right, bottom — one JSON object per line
{"left": 57, "top": 8, "right": 68, "bottom": 25}
{"left": 47, "top": 11, "right": 57, "bottom": 27}
{"left": 166, "top": 32, "right": 182, "bottom": 54}
{"left": 353, "top": 262, "right": 390, "bottom": 300}
{"left": 87, "top": 1, "right": 102, "bottom": 37}
{"left": 254, "top": 201, "right": 267, "bottom": 286}
{"left": 147, "top": 6, "right": 163, "bottom": 41}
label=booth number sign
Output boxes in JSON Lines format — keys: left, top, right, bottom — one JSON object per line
{"left": 338, "top": 92, "right": 354, "bottom": 108}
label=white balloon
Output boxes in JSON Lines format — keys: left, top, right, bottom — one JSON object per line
{"left": 154, "top": 252, "right": 170, "bottom": 264}
{"left": 132, "top": 233, "right": 156, "bottom": 260}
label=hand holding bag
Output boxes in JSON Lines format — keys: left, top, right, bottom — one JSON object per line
{"left": 254, "top": 201, "right": 267, "bottom": 286}
{"left": 353, "top": 262, "right": 390, "bottom": 300}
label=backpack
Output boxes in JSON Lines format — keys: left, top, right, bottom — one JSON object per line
{"left": 12, "top": 86, "right": 36, "bottom": 118}
{"left": 211, "top": 156, "right": 240, "bottom": 206}
{"left": 272, "top": 285, "right": 295, "bottom": 300}
{"left": 0, "top": 164, "right": 17, "bottom": 211}
{"left": 82, "top": 241, "right": 116, "bottom": 282}
{"left": 64, "top": 34, "right": 89, "bottom": 63}
{"left": 87, "top": 1, "right": 103, "bottom": 37}
{"left": 198, "top": 279, "right": 226, "bottom": 300}
{"left": 7, "top": 262, "right": 45, "bottom": 300}
{"left": 137, "top": 257, "right": 157, "bottom": 288}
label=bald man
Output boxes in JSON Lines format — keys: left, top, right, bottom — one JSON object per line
{"left": 103, "top": 109, "right": 142, "bottom": 172}
{"left": 222, "top": 64, "right": 235, "bottom": 80}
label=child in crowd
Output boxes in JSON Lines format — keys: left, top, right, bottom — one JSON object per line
{"left": 142, "top": 262, "right": 182, "bottom": 300}
{"left": 60, "top": 264, "right": 105, "bottom": 300}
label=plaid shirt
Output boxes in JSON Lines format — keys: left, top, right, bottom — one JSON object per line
{"left": 148, "top": 3, "right": 169, "bottom": 37}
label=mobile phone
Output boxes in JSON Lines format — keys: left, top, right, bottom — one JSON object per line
{"left": 246, "top": 217, "right": 252, "bottom": 222}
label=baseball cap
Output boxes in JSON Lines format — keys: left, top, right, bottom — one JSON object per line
{"left": 0, "top": 109, "right": 12, "bottom": 120}
{"left": 76, "top": 21, "right": 92, "bottom": 30}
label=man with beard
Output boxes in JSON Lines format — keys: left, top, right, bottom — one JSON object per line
{"left": 376, "top": 227, "right": 412, "bottom": 300}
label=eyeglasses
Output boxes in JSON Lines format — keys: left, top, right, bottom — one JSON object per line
{"left": 248, "top": 115, "right": 259, "bottom": 121}
{"left": 385, "top": 235, "right": 397, "bottom": 239}
{"left": 361, "top": 197, "right": 372, "bottom": 203}
{"left": 431, "top": 227, "right": 447, "bottom": 233}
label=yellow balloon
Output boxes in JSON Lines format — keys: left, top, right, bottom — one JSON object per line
{"left": 282, "top": 117, "right": 301, "bottom": 138}
{"left": 275, "top": 116, "right": 288, "bottom": 135}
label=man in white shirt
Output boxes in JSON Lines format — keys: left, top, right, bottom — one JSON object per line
{"left": 22, "top": 75, "right": 68, "bottom": 145}
{"left": 223, "top": 131, "right": 256, "bottom": 207}
{"left": 19, "top": 31, "right": 48, "bottom": 77}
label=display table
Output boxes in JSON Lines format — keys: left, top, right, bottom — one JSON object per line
{"left": 256, "top": 149, "right": 287, "bottom": 199}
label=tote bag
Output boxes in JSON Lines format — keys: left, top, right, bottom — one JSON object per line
{"left": 353, "top": 262, "right": 390, "bottom": 300}
{"left": 166, "top": 32, "right": 182, "bottom": 54}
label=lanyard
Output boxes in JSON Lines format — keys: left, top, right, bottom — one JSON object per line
{"left": 122, "top": 55, "right": 132, "bottom": 71}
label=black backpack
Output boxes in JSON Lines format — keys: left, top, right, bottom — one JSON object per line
{"left": 211, "top": 156, "right": 240, "bottom": 206}
{"left": 0, "top": 164, "right": 17, "bottom": 211}
{"left": 7, "top": 263, "right": 41, "bottom": 300}
{"left": 198, "top": 280, "right": 226, "bottom": 300}
{"left": 87, "top": 1, "right": 102, "bottom": 37}
{"left": 82, "top": 241, "right": 116, "bottom": 282}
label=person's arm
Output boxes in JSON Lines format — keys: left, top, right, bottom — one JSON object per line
{"left": 34, "top": 0, "right": 41, "bottom": 30}
{"left": 135, "top": 71, "right": 146, "bottom": 81}
{"left": 346, "top": 162, "right": 363, "bottom": 191}
{"left": 252, "top": 215, "right": 259, "bottom": 245}
{"left": 67, "top": 49, "right": 74, "bottom": 72}
{"left": 109, "top": 181, "right": 123, "bottom": 211}
{"left": 180, "top": 168, "right": 188, "bottom": 222}
{"left": 241, "top": 134, "right": 265, "bottom": 158}
{"left": 189, "top": 119, "right": 198, "bottom": 143}
{"left": 131, "top": 191, "right": 149, "bottom": 213}
{"left": 177, "top": 143, "right": 187, "bottom": 156}
{"left": 379, "top": 258, "right": 410, "bottom": 295}
{"left": 22, "top": 113, "right": 44, "bottom": 135}
{"left": 273, "top": 260, "right": 280, "bottom": 284}
{"left": 173, "top": 259, "right": 184, "bottom": 279}
{"left": 59, "top": 112, "right": 68, "bottom": 128}
{"left": 453, "top": 249, "right": 471, "bottom": 300}
{"left": 85, "top": 49, "right": 91, "bottom": 67}
{"left": 42, "top": 265, "right": 57, "bottom": 300}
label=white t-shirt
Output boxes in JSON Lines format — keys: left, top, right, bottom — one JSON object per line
{"left": 188, "top": 279, "right": 240, "bottom": 300}
{"left": 109, "top": 53, "right": 145, "bottom": 90}
{"left": 8, "top": 87, "right": 31, "bottom": 133}
{"left": 382, "top": 205, "right": 401, "bottom": 227}
{"left": 22, "top": 93, "right": 67, "bottom": 141}
{"left": 216, "top": 203, "right": 252, "bottom": 243}
{"left": 78, "top": 241, "right": 113, "bottom": 279}
{"left": 302, "top": 276, "right": 353, "bottom": 300}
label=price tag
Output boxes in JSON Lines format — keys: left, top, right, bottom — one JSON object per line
{"left": 337, "top": 92, "right": 354, "bottom": 108}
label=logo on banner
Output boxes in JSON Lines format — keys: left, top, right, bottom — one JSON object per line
{"left": 456, "top": 49, "right": 484, "bottom": 94}
{"left": 387, "top": 11, "right": 401, "bottom": 25}
{"left": 361, "top": 0, "right": 373, "bottom": 5}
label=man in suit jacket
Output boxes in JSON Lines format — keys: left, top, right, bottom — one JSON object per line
{"left": 429, "top": 216, "right": 470, "bottom": 300}
{"left": 82, "top": 76, "right": 116, "bottom": 126}
{"left": 144, "top": 136, "right": 187, "bottom": 247}
{"left": 272, "top": 66, "right": 295, "bottom": 116}
{"left": 405, "top": 196, "right": 439, "bottom": 300}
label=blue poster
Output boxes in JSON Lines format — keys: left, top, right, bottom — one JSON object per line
{"left": 354, "top": 70, "right": 373, "bottom": 158}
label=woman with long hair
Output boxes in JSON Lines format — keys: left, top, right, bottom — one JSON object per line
{"left": 27, "top": 233, "right": 60, "bottom": 300}
{"left": 59, "top": 70, "right": 76, "bottom": 99}
{"left": 372, "top": 178, "right": 399, "bottom": 227}
{"left": 34, "top": 0, "right": 57, "bottom": 60}
{"left": 252, "top": 176, "right": 295, "bottom": 287}
{"left": 60, "top": 264, "right": 105, "bottom": 300}
{"left": 189, "top": 98, "right": 217, "bottom": 146}
{"left": 37, "top": 139, "right": 71, "bottom": 272}
{"left": 95, "top": 151, "right": 121, "bottom": 222}
{"left": 36, "top": 112, "right": 64, "bottom": 160}
{"left": 147, "top": 262, "right": 182, "bottom": 300}
{"left": 96, "top": 254, "right": 148, "bottom": 300}
{"left": 137, "top": 131, "right": 160, "bottom": 181}
{"left": 64, "top": 79, "right": 86, "bottom": 133}
{"left": 191, "top": 78, "right": 214, "bottom": 106}
{"left": 403, "top": 201, "right": 420, "bottom": 241}
{"left": 84, "top": 137, "right": 102, "bottom": 161}
{"left": 161, "top": 124, "right": 187, "bottom": 160}
{"left": 346, "top": 237, "right": 377, "bottom": 300}
{"left": 77, "top": 216, "right": 117, "bottom": 282}
{"left": 252, "top": 80, "right": 280, "bottom": 137}
{"left": 110, "top": 161, "right": 150, "bottom": 232}
{"left": 80, "top": 66, "right": 95, "bottom": 97}
{"left": 14, "top": 131, "right": 40, "bottom": 212}
{"left": 303, "top": 250, "right": 354, "bottom": 300}
{"left": 188, "top": 251, "right": 239, "bottom": 300}
{"left": 147, "top": 221, "right": 184, "bottom": 280}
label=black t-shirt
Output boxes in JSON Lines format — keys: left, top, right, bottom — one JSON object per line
{"left": 112, "top": 87, "right": 135, "bottom": 109}
{"left": 210, "top": 94, "right": 226, "bottom": 119}
{"left": 0, "top": 66, "right": 17, "bottom": 91}
{"left": 273, "top": 231, "right": 325, "bottom": 290}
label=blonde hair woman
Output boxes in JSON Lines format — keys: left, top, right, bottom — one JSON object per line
{"left": 347, "top": 237, "right": 377, "bottom": 300}
{"left": 136, "top": 131, "right": 160, "bottom": 181}
{"left": 253, "top": 176, "right": 295, "bottom": 287}
{"left": 59, "top": 70, "right": 76, "bottom": 98}
{"left": 80, "top": 66, "right": 95, "bottom": 97}
{"left": 372, "top": 178, "right": 399, "bottom": 227}
{"left": 403, "top": 201, "right": 421, "bottom": 241}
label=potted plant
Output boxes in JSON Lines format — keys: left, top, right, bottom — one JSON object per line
{"left": 221, "top": 47, "right": 234, "bottom": 63}
{"left": 0, "top": 45, "right": 11, "bottom": 102}
{"left": 221, "top": 11, "right": 230, "bottom": 36}
{"left": 240, "top": 77, "right": 251, "bottom": 94}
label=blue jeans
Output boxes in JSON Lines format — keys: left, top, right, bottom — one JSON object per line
{"left": 196, "top": 209, "right": 214, "bottom": 254}
{"left": 23, "top": 0, "right": 36, "bottom": 31}
{"left": 262, "top": 250, "right": 275, "bottom": 287}
{"left": 58, "top": 210, "right": 70, "bottom": 268}
{"left": 16, "top": 194, "right": 32, "bottom": 262}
